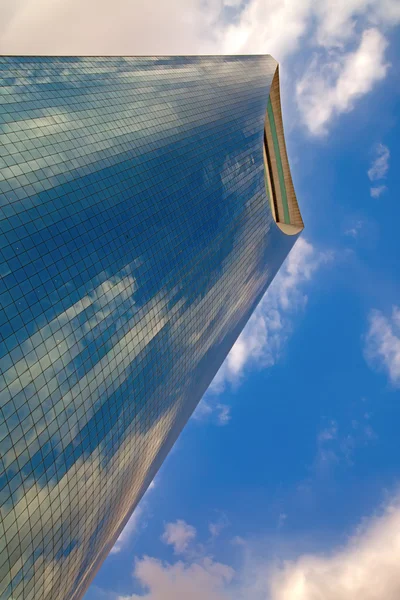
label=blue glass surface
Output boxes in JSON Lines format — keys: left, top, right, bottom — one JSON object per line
{"left": 0, "top": 56, "right": 298, "bottom": 600}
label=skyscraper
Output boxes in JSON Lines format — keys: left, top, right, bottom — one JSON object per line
{"left": 0, "top": 56, "right": 303, "bottom": 600}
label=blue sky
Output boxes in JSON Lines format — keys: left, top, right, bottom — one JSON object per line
{"left": 85, "top": 22, "right": 399, "bottom": 600}
{"left": 2, "top": 1, "right": 399, "bottom": 598}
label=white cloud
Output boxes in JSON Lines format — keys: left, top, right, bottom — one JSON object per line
{"left": 221, "top": 1, "right": 397, "bottom": 135}
{"left": 364, "top": 307, "right": 400, "bottom": 386}
{"left": 296, "top": 28, "right": 389, "bottom": 135}
{"left": 122, "top": 556, "right": 234, "bottom": 600}
{"left": 161, "top": 520, "right": 197, "bottom": 555}
{"left": 269, "top": 494, "right": 400, "bottom": 600}
{"left": 220, "top": 0, "right": 312, "bottom": 60}
{"left": 2, "top": 0, "right": 400, "bottom": 59}
{"left": 223, "top": 0, "right": 243, "bottom": 7}
{"left": 0, "top": 0, "right": 312, "bottom": 60}
{"left": 116, "top": 495, "right": 400, "bottom": 600}
{"left": 1, "top": 0, "right": 399, "bottom": 137}
{"left": 370, "top": 185, "right": 388, "bottom": 198}
{"left": 209, "top": 238, "right": 329, "bottom": 394}
{"left": 314, "top": 0, "right": 400, "bottom": 47}
{"left": 193, "top": 400, "right": 232, "bottom": 425}
{"left": 0, "top": 0, "right": 219, "bottom": 55}
{"left": 215, "top": 404, "right": 232, "bottom": 425}
{"left": 368, "top": 144, "right": 390, "bottom": 181}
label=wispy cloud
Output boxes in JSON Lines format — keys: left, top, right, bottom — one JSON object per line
{"left": 317, "top": 420, "right": 338, "bottom": 442}
{"left": 364, "top": 307, "right": 400, "bottom": 386}
{"left": 368, "top": 144, "right": 390, "bottom": 181}
{"left": 161, "top": 520, "right": 197, "bottom": 555}
{"left": 209, "top": 513, "right": 230, "bottom": 540}
{"left": 368, "top": 143, "right": 390, "bottom": 198}
{"left": 193, "top": 401, "right": 232, "bottom": 426}
{"left": 312, "top": 420, "right": 342, "bottom": 476}
{"left": 208, "top": 238, "right": 330, "bottom": 396}
{"left": 296, "top": 29, "right": 389, "bottom": 136}
{"left": 344, "top": 219, "right": 364, "bottom": 238}
{"left": 370, "top": 184, "right": 387, "bottom": 198}
{"left": 313, "top": 417, "right": 376, "bottom": 476}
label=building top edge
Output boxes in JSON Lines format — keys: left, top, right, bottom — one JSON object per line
{"left": 0, "top": 54, "right": 276, "bottom": 58}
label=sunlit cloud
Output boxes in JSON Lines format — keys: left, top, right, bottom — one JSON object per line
{"left": 1, "top": 0, "right": 399, "bottom": 136}
{"left": 116, "top": 494, "right": 400, "bottom": 600}
{"left": 313, "top": 0, "right": 400, "bottom": 47}
{"left": 296, "top": 29, "right": 389, "bottom": 136}
{"left": 364, "top": 306, "right": 400, "bottom": 386}
{"left": 161, "top": 520, "right": 197, "bottom": 555}
{"left": 269, "top": 493, "right": 400, "bottom": 600}
{"left": 121, "top": 556, "right": 234, "bottom": 600}
{"left": 220, "top": 0, "right": 312, "bottom": 60}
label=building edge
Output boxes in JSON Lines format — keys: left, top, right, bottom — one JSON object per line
{"left": 263, "top": 64, "right": 304, "bottom": 236}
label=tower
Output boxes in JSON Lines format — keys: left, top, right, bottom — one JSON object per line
{"left": 0, "top": 56, "right": 303, "bottom": 600}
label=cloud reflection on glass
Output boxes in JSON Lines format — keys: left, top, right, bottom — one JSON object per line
{"left": 0, "top": 56, "right": 299, "bottom": 600}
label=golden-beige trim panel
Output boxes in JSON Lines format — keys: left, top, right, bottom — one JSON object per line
{"left": 263, "top": 66, "right": 304, "bottom": 236}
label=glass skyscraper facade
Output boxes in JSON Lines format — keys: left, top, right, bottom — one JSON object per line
{"left": 0, "top": 56, "right": 303, "bottom": 600}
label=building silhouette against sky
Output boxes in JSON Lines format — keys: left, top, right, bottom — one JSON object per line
{"left": 0, "top": 56, "right": 303, "bottom": 600}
